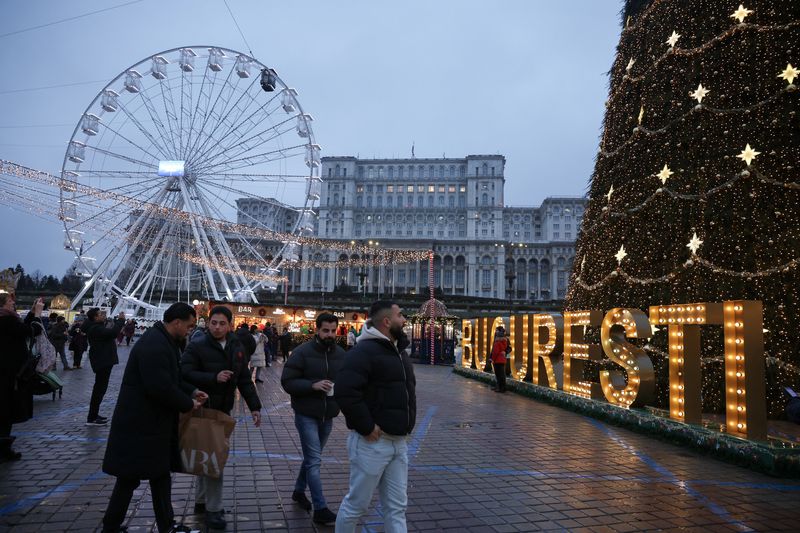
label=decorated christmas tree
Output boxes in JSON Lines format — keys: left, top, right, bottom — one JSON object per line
{"left": 565, "top": 0, "right": 799, "bottom": 418}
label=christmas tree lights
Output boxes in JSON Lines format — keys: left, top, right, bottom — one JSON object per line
{"left": 566, "top": 0, "right": 800, "bottom": 418}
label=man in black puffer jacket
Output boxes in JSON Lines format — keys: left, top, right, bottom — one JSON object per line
{"left": 281, "top": 312, "right": 345, "bottom": 526}
{"left": 334, "top": 300, "right": 415, "bottom": 533}
{"left": 181, "top": 305, "right": 262, "bottom": 531}
{"left": 82, "top": 308, "right": 126, "bottom": 426}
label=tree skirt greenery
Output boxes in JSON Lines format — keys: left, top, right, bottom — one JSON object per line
{"left": 453, "top": 366, "right": 800, "bottom": 477}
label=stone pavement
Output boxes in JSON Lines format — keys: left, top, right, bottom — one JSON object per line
{"left": 1, "top": 344, "right": 799, "bottom": 532}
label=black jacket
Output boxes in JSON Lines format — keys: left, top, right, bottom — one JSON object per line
{"left": 181, "top": 331, "right": 262, "bottom": 414}
{"left": 235, "top": 326, "right": 256, "bottom": 357}
{"left": 48, "top": 321, "right": 69, "bottom": 349}
{"left": 82, "top": 317, "right": 125, "bottom": 371}
{"left": 0, "top": 311, "right": 36, "bottom": 375}
{"left": 281, "top": 337, "right": 345, "bottom": 420}
{"left": 335, "top": 325, "right": 416, "bottom": 436}
{"left": 103, "top": 322, "right": 195, "bottom": 480}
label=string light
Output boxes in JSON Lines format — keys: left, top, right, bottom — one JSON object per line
{"left": 0, "top": 159, "right": 431, "bottom": 261}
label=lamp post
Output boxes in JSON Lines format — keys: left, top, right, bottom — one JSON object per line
{"left": 357, "top": 271, "right": 368, "bottom": 300}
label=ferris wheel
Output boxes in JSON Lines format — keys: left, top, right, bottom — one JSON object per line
{"left": 59, "top": 46, "right": 321, "bottom": 312}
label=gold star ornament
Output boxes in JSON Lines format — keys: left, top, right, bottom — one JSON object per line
{"left": 779, "top": 64, "right": 798, "bottom": 85}
{"left": 737, "top": 144, "right": 761, "bottom": 166}
{"left": 730, "top": 5, "right": 753, "bottom": 24}
{"left": 615, "top": 245, "right": 628, "bottom": 264}
{"left": 657, "top": 164, "right": 674, "bottom": 185}
{"left": 687, "top": 233, "right": 703, "bottom": 255}
{"left": 666, "top": 31, "right": 681, "bottom": 48}
{"left": 690, "top": 83, "right": 710, "bottom": 104}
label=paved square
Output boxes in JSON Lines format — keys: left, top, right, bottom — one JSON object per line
{"left": 1, "top": 345, "right": 799, "bottom": 532}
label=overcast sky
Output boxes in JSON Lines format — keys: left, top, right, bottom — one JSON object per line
{"left": 0, "top": 0, "right": 621, "bottom": 276}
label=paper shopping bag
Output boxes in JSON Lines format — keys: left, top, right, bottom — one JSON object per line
{"left": 179, "top": 408, "right": 236, "bottom": 478}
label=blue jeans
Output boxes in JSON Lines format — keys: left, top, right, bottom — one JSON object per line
{"left": 294, "top": 412, "right": 333, "bottom": 510}
{"left": 336, "top": 431, "right": 409, "bottom": 533}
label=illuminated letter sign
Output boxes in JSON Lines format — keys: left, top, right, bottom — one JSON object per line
{"left": 531, "top": 313, "right": 562, "bottom": 389}
{"left": 600, "top": 308, "right": 655, "bottom": 407}
{"left": 563, "top": 310, "right": 604, "bottom": 399}
{"left": 649, "top": 301, "right": 766, "bottom": 440}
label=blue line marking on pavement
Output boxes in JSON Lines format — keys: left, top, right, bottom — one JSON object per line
{"left": 11, "top": 430, "right": 107, "bottom": 443}
{"left": 585, "top": 417, "right": 753, "bottom": 532}
{"left": 407, "top": 405, "right": 438, "bottom": 459}
{"left": 0, "top": 471, "right": 107, "bottom": 517}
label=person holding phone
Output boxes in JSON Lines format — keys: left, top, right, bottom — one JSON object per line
{"left": 82, "top": 308, "right": 126, "bottom": 425}
{"left": 0, "top": 294, "right": 42, "bottom": 462}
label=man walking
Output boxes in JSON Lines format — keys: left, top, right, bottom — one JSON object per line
{"left": 181, "top": 306, "right": 262, "bottom": 530}
{"left": 101, "top": 302, "right": 207, "bottom": 533}
{"left": 280, "top": 312, "right": 345, "bottom": 526}
{"left": 279, "top": 326, "right": 292, "bottom": 362}
{"left": 334, "top": 300, "right": 416, "bottom": 533}
{"left": 82, "top": 308, "right": 126, "bottom": 426}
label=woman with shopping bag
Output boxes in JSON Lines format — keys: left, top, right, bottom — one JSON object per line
{"left": 181, "top": 305, "right": 262, "bottom": 531}
{"left": 101, "top": 302, "right": 208, "bottom": 533}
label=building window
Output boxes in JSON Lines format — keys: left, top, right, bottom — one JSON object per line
{"left": 356, "top": 185, "right": 364, "bottom": 193}
{"left": 554, "top": 232, "right": 560, "bottom": 239}
{"left": 481, "top": 193, "right": 488, "bottom": 206}
{"left": 428, "top": 185, "right": 435, "bottom": 193}
{"left": 386, "top": 185, "right": 394, "bottom": 193}
{"left": 358, "top": 167, "right": 364, "bottom": 178}
{"left": 387, "top": 196, "right": 393, "bottom": 207}
{"left": 427, "top": 196, "right": 434, "bottom": 207}
{"left": 343, "top": 168, "right": 347, "bottom": 177}
{"left": 417, "top": 196, "right": 424, "bottom": 208}
{"left": 356, "top": 196, "right": 363, "bottom": 208}
{"left": 565, "top": 232, "right": 571, "bottom": 239}
{"left": 449, "top": 196, "right": 455, "bottom": 208}
{"left": 377, "top": 196, "right": 383, "bottom": 207}
{"left": 388, "top": 166, "right": 394, "bottom": 179}
{"left": 491, "top": 166, "right": 495, "bottom": 176}
{"left": 367, "top": 197, "right": 372, "bottom": 207}
{"left": 407, "top": 185, "right": 414, "bottom": 193}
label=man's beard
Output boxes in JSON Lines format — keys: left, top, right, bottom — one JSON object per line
{"left": 389, "top": 324, "right": 405, "bottom": 341}
{"left": 318, "top": 335, "right": 335, "bottom": 347}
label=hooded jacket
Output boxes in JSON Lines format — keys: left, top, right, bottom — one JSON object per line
{"left": 280, "top": 336, "right": 345, "bottom": 420}
{"left": 334, "top": 324, "right": 416, "bottom": 436}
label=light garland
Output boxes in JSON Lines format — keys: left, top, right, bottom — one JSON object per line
{"left": 0, "top": 159, "right": 431, "bottom": 261}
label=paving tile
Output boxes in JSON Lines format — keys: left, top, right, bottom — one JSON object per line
{"left": 1, "top": 347, "right": 799, "bottom": 531}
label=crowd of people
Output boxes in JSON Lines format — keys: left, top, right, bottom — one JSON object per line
{"left": 0, "top": 292, "right": 417, "bottom": 533}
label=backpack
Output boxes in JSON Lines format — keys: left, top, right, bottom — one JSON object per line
{"left": 32, "top": 328, "right": 58, "bottom": 373}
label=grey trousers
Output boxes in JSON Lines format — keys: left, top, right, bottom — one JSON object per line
{"left": 195, "top": 472, "right": 224, "bottom": 512}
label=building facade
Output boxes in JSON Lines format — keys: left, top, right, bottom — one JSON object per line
{"left": 278, "top": 155, "right": 586, "bottom": 301}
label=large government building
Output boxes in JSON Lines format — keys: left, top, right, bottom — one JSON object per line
{"left": 237, "top": 154, "right": 586, "bottom": 302}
